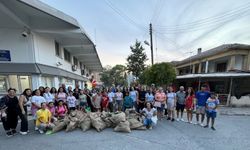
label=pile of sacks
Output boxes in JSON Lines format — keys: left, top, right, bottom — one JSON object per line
{"left": 52, "top": 109, "right": 147, "bottom": 133}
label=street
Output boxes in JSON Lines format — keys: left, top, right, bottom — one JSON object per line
{"left": 0, "top": 114, "right": 249, "bottom": 150}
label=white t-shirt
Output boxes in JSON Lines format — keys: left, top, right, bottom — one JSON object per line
{"left": 142, "top": 108, "right": 157, "bottom": 119}
{"left": 108, "top": 92, "right": 115, "bottom": 102}
{"left": 167, "top": 92, "right": 176, "bottom": 104}
{"left": 115, "top": 92, "right": 123, "bottom": 101}
{"left": 43, "top": 92, "right": 54, "bottom": 103}
{"left": 31, "top": 95, "right": 46, "bottom": 107}
{"left": 67, "top": 96, "right": 77, "bottom": 108}
{"left": 129, "top": 91, "right": 137, "bottom": 102}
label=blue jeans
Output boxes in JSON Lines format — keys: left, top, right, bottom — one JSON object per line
{"left": 143, "top": 118, "right": 152, "bottom": 126}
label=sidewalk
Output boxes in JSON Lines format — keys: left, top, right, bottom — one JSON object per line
{"left": 219, "top": 106, "right": 250, "bottom": 116}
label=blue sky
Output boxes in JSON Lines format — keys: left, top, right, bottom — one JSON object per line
{"left": 40, "top": 0, "right": 250, "bottom": 66}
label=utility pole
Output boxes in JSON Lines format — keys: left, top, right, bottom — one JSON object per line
{"left": 149, "top": 23, "right": 154, "bottom": 65}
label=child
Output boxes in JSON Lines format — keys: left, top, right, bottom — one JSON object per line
{"left": 67, "top": 91, "right": 77, "bottom": 111}
{"left": 123, "top": 92, "right": 133, "bottom": 112}
{"left": 185, "top": 87, "right": 195, "bottom": 124}
{"left": 36, "top": 102, "right": 55, "bottom": 134}
{"left": 48, "top": 102, "right": 57, "bottom": 122}
{"left": 204, "top": 93, "right": 219, "bottom": 130}
{"left": 56, "top": 100, "right": 68, "bottom": 120}
{"left": 141, "top": 102, "right": 157, "bottom": 129}
{"left": 101, "top": 92, "right": 109, "bottom": 112}
{"left": 79, "top": 90, "right": 87, "bottom": 111}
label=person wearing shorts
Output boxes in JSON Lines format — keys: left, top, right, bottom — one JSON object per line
{"left": 154, "top": 87, "right": 166, "bottom": 120}
{"left": 195, "top": 85, "right": 210, "bottom": 126}
{"left": 166, "top": 86, "right": 176, "bottom": 122}
{"left": 176, "top": 86, "right": 186, "bottom": 121}
{"left": 115, "top": 88, "right": 123, "bottom": 112}
{"left": 204, "top": 93, "right": 219, "bottom": 130}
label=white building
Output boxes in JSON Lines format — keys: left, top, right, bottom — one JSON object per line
{"left": 0, "top": 0, "right": 102, "bottom": 95}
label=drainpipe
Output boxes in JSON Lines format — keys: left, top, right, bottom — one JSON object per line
{"left": 227, "top": 77, "right": 233, "bottom": 106}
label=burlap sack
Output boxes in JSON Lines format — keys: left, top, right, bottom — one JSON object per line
{"left": 79, "top": 117, "right": 91, "bottom": 132}
{"left": 114, "top": 121, "right": 131, "bottom": 133}
{"left": 90, "top": 112, "right": 106, "bottom": 132}
{"left": 66, "top": 120, "right": 79, "bottom": 132}
{"left": 52, "top": 121, "right": 67, "bottom": 133}
{"left": 110, "top": 112, "right": 126, "bottom": 125}
{"left": 70, "top": 111, "right": 77, "bottom": 117}
{"left": 128, "top": 118, "right": 144, "bottom": 129}
{"left": 135, "top": 126, "right": 147, "bottom": 130}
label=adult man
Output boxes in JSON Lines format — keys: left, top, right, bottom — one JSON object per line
{"left": 195, "top": 85, "right": 210, "bottom": 126}
{"left": 176, "top": 86, "right": 186, "bottom": 121}
{"left": 36, "top": 102, "right": 54, "bottom": 134}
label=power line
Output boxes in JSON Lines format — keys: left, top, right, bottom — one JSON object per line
{"left": 150, "top": 0, "right": 166, "bottom": 24}
{"left": 104, "top": 0, "right": 147, "bottom": 32}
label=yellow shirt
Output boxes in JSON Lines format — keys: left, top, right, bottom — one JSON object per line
{"left": 36, "top": 108, "right": 51, "bottom": 126}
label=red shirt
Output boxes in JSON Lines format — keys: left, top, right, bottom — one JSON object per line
{"left": 185, "top": 95, "right": 195, "bottom": 109}
{"left": 101, "top": 96, "right": 109, "bottom": 108}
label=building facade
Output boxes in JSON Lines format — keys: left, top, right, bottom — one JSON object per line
{"left": 174, "top": 44, "right": 250, "bottom": 106}
{"left": 0, "top": 0, "right": 102, "bottom": 95}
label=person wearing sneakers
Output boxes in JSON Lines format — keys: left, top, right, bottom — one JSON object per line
{"left": 0, "top": 88, "right": 19, "bottom": 137}
{"left": 166, "top": 86, "right": 177, "bottom": 122}
{"left": 185, "top": 87, "right": 195, "bottom": 124}
{"left": 36, "top": 102, "right": 55, "bottom": 134}
{"left": 195, "top": 85, "right": 210, "bottom": 126}
{"left": 176, "top": 86, "right": 186, "bottom": 122}
{"left": 204, "top": 93, "right": 219, "bottom": 130}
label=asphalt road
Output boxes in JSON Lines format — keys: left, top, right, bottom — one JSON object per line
{"left": 0, "top": 115, "right": 250, "bottom": 150}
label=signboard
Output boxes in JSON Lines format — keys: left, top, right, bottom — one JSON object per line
{"left": 0, "top": 50, "right": 11, "bottom": 61}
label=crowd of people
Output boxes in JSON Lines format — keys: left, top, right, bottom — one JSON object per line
{"left": 0, "top": 83, "right": 219, "bottom": 137}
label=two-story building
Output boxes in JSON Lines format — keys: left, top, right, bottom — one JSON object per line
{"left": 174, "top": 44, "right": 250, "bottom": 106}
{"left": 0, "top": 0, "right": 102, "bottom": 95}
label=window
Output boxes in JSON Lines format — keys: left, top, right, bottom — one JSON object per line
{"left": 64, "top": 49, "right": 71, "bottom": 62}
{"left": 216, "top": 62, "right": 227, "bottom": 72}
{"left": 19, "top": 76, "right": 31, "bottom": 92}
{"left": 0, "top": 75, "right": 8, "bottom": 93}
{"left": 9, "top": 75, "right": 19, "bottom": 93}
{"left": 55, "top": 41, "right": 60, "bottom": 57}
{"left": 73, "top": 57, "right": 78, "bottom": 66}
{"left": 41, "top": 76, "right": 53, "bottom": 88}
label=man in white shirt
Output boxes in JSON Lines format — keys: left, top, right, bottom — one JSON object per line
{"left": 108, "top": 88, "right": 115, "bottom": 112}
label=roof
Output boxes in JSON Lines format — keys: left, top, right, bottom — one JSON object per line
{"left": 176, "top": 72, "right": 250, "bottom": 79}
{"left": 175, "top": 43, "right": 250, "bottom": 66}
{"left": 0, "top": 0, "right": 102, "bottom": 72}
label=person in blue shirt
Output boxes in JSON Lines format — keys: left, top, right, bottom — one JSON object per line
{"left": 195, "top": 85, "right": 210, "bottom": 126}
{"left": 123, "top": 92, "right": 134, "bottom": 112}
{"left": 204, "top": 93, "right": 219, "bottom": 130}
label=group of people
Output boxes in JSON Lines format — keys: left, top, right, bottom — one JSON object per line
{"left": 0, "top": 83, "right": 219, "bottom": 137}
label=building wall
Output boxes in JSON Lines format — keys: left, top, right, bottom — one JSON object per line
{"left": 0, "top": 28, "right": 34, "bottom": 63}
{"left": 235, "top": 55, "right": 243, "bottom": 70}
{"left": 32, "top": 32, "right": 82, "bottom": 76}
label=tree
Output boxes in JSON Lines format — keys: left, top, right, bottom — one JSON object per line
{"left": 126, "top": 40, "right": 148, "bottom": 78}
{"left": 100, "top": 65, "right": 127, "bottom": 87}
{"left": 139, "top": 62, "right": 176, "bottom": 87}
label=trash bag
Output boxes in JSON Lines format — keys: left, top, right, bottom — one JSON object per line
{"left": 110, "top": 112, "right": 126, "bottom": 125}
{"left": 114, "top": 121, "right": 131, "bottom": 133}
{"left": 90, "top": 112, "right": 106, "bottom": 132}
{"left": 52, "top": 121, "right": 67, "bottom": 133}
{"left": 128, "top": 118, "right": 144, "bottom": 130}
{"left": 79, "top": 117, "right": 91, "bottom": 132}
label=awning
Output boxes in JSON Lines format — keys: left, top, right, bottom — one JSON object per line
{"left": 177, "top": 73, "right": 250, "bottom": 79}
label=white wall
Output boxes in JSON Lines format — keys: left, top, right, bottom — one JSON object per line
{"left": 0, "top": 29, "right": 34, "bottom": 63}
{"left": 33, "top": 33, "right": 82, "bottom": 76}
{"left": 208, "top": 61, "right": 215, "bottom": 73}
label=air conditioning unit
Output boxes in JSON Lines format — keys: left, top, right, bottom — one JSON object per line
{"left": 72, "top": 65, "right": 77, "bottom": 71}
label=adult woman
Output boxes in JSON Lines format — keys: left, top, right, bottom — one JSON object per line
{"left": 50, "top": 87, "right": 57, "bottom": 97}
{"left": 31, "top": 89, "right": 46, "bottom": 130}
{"left": 18, "top": 88, "right": 32, "bottom": 135}
{"left": 92, "top": 91, "right": 102, "bottom": 112}
{"left": 0, "top": 88, "right": 20, "bottom": 137}
{"left": 39, "top": 86, "right": 45, "bottom": 96}
{"left": 142, "top": 102, "right": 157, "bottom": 129}
{"left": 185, "top": 87, "right": 195, "bottom": 124}
{"left": 43, "top": 87, "right": 54, "bottom": 104}
{"left": 146, "top": 88, "right": 155, "bottom": 103}
{"left": 138, "top": 86, "right": 147, "bottom": 112}
{"left": 129, "top": 87, "right": 138, "bottom": 110}
{"left": 57, "top": 87, "right": 67, "bottom": 104}
{"left": 56, "top": 100, "right": 68, "bottom": 120}
{"left": 115, "top": 88, "right": 123, "bottom": 112}
{"left": 166, "top": 86, "right": 177, "bottom": 122}
{"left": 154, "top": 87, "right": 166, "bottom": 120}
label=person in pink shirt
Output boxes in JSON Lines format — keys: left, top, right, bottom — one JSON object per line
{"left": 154, "top": 87, "right": 166, "bottom": 120}
{"left": 55, "top": 100, "right": 68, "bottom": 120}
{"left": 48, "top": 102, "right": 57, "bottom": 122}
